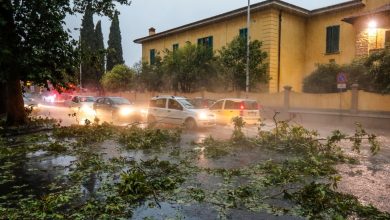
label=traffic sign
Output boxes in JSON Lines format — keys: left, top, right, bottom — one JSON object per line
{"left": 337, "top": 72, "right": 347, "bottom": 83}
{"left": 337, "top": 83, "right": 346, "bottom": 89}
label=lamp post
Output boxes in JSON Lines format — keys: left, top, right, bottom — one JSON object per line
{"left": 74, "top": 28, "right": 82, "bottom": 89}
{"left": 246, "top": 0, "right": 250, "bottom": 95}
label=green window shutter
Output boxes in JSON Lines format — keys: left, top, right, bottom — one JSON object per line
{"left": 150, "top": 49, "right": 155, "bottom": 65}
{"left": 326, "top": 25, "right": 340, "bottom": 54}
{"left": 239, "top": 28, "right": 248, "bottom": 40}
{"left": 173, "top": 43, "right": 179, "bottom": 51}
{"left": 208, "top": 36, "right": 213, "bottom": 49}
{"left": 332, "top": 26, "right": 340, "bottom": 53}
{"left": 326, "top": 26, "right": 332, "bottom": 54}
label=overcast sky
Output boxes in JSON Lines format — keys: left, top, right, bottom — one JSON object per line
{"left": 66, "top": 0, "right": 349, "bottom": 66}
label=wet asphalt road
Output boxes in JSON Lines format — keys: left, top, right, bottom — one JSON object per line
{"left": 35, "top": 103, "right": 390, "bottom": 213}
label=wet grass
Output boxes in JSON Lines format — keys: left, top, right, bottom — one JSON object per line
{"left": 0, "top": 120, "right": 389, "bottom": 219}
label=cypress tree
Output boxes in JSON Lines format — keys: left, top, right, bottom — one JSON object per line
{"left": 94, "top": 20, "right": 105, "bottom": 80}
{"left": 107, "top": 12, "right": 124, "bottom": 71}
{"left": 80, "top": 3, "right": 96, "bottom": 88}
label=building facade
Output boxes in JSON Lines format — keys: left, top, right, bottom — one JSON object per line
{"left": 134, "top": 0, "right": 390, "bottom": 93}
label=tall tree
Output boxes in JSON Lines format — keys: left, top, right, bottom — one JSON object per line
{"left": 94, "top": 20, "right": 105, "bottom": 81}
{"left": 106, "top": 12, "right": 124, "bottom": 71}
{"left": 80, "top": 3, "right": 96, "bottom": 89}
{"left": 218, "top": 36, "right": 269, "bottom": 91}
{"left": 0, "top": 0, "right": 131, "bottom": 126}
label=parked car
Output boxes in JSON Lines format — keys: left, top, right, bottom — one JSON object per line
{"left": 93, "top": 97, "right": 141, "bottom": 123}
{"left": 68, "top": 96, "right": 96, "bottom": 115}
{"left": 146, "top": 95, "right": 216, "bottom": 129}
{"left": 209, "top": 98, "right": 261, "bottom": 125}
{"left": 189, "top": 97, "right": 216, "bottom": 109}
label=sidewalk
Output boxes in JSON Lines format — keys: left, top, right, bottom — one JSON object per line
{"left": 261, "top": 107, "right": 390, "bottom": 130}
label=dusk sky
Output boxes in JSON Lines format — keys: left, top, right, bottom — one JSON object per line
{"left": 66, "top": 0, "right": 349, "bottom": 66}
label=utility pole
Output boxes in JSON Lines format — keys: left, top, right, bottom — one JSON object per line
{"left": 246, "top": 0, "right": 250, "bottom": 95}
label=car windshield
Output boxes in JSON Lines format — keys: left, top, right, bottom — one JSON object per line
{"left": 110, "top": 97, "right": 131, "bottom": 105}
{"left": 177, "top": 98, "right": 195, "bottom": 109}
{"left": 79, "top": 96, "right": 95, "bottom": 102}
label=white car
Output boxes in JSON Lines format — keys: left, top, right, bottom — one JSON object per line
{"left": 68, "top": 96, "right": 96, "bottom": 115}
{"left": 147, "top": 96, "right": 216, "bottom": 129}
{"left": 209, "top": 98, "right": 261, "bottom": 125}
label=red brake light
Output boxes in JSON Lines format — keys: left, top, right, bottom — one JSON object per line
{"left": 240, "top": 102, "right": 244, "bottom": 110}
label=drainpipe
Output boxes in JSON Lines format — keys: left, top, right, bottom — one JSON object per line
{"left": 277, "top": 10, "right": 282, "bottom": 92}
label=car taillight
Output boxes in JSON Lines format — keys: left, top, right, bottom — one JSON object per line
{"left": 240, "top": 102, "right": 244, "bottom": 110}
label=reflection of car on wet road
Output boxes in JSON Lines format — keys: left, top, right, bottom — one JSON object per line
{"left": 93, "top": 97, "right": 141, "bottom": 123}
{"left": 147, "top": 96, "right": 216, "bottom": 129}
{"left": 209, "top": 98, "right": 261, "bottom": 125}
{"left": 189, "top": 97, "right": 216, "bottom": 109}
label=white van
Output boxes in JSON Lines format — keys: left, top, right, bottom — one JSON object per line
{"left": 147, "top": 96, "right": 216, "bottom": 129}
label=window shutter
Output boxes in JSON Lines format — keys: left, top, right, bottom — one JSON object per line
{"left": 326, "top": 26, "right": 340, "bottom": 54}
{"left": 333, "top": 26, "right": 340, "bottom": 53}
{"left": 208, "top": 36, "right": 213, "bottom": 49}
{"left": 150, "top": 49, "right": 155, "bottom": 65}
{"left": 326, "top": 26, "right": 332, "bottom": 54}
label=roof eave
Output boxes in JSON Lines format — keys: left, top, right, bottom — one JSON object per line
{"left": 310, "top": 0, "right": 364, "bottom": 16}
{"left": 133, "top": 0, "right": 365, "bottom": 44}
{"left": 134, "top": 0, "right": 309, "bottom": 44}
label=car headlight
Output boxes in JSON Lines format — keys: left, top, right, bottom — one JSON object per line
{"left": 119, "top": 107, "right": 134, "bottom": 116}
{"left": 80, "top": 105, "right": 95, "bottom": 115}
{"left": 198, "top": 111, "right": 208, "bottom": 120}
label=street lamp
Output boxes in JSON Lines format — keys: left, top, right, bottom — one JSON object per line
{"left": 246, "top": 0, "right": 250, "bottom": 95}
{"left": 74, "top": 28, "right": 82, "bottom": 89}
{"left": 368, "top": 20, "right": 378, "bottom": 48}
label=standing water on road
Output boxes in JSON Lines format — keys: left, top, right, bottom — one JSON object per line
{"left": 0, "top": 118, "right": 389, "bottom": 219}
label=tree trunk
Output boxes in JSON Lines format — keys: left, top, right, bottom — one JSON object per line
{"left": 1, "top": 0, "right": 27, "bottom": 126}
{"left": 0, "top": 84, "right": 6, "bottom": 115}
{"left": 6, "top": 75, "right": 27, "bottom": 126}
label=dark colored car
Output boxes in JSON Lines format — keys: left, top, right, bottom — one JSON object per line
{"left": 189, "top": 97, "right": 216, "bottom": 109}
{"left": 93, "top": 97, "right": 141, "bottom": 123}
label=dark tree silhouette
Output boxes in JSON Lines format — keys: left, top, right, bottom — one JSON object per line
{"left": 106, "top": 12, "right": 124, "bottom": 71}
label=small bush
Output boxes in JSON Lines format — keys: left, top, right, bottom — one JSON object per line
{"left": 303, "top": 48, "right": 390, "bottom": 94}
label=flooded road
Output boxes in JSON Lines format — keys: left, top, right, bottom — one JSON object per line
{"left": 11, "top": 104, "right": 388, "bottom": 218}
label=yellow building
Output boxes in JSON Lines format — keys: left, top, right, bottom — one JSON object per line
{"left": 134, "top": 0, "right": 390, "bottom": 93}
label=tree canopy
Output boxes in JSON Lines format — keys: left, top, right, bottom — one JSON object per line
{"left": 137, "top": 38, "right": 270, "bottom": 93}
{"left": 163, "top": 43, "right": 216, "bottom": 92}
{"left": 218, "top": 36, "right": 269, "bottom": 91}
{"left": 106, "top": 12, "right": 124, "bottom": 71}
{"left": 0, "top": 0, "right": 131, "bottom": 125}
{"left": 101, "top": 64, "right": 135, "bottom": 92}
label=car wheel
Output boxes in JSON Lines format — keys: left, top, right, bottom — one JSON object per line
{"left": 184, "top": 118, "right": 197, "bottom": 130}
